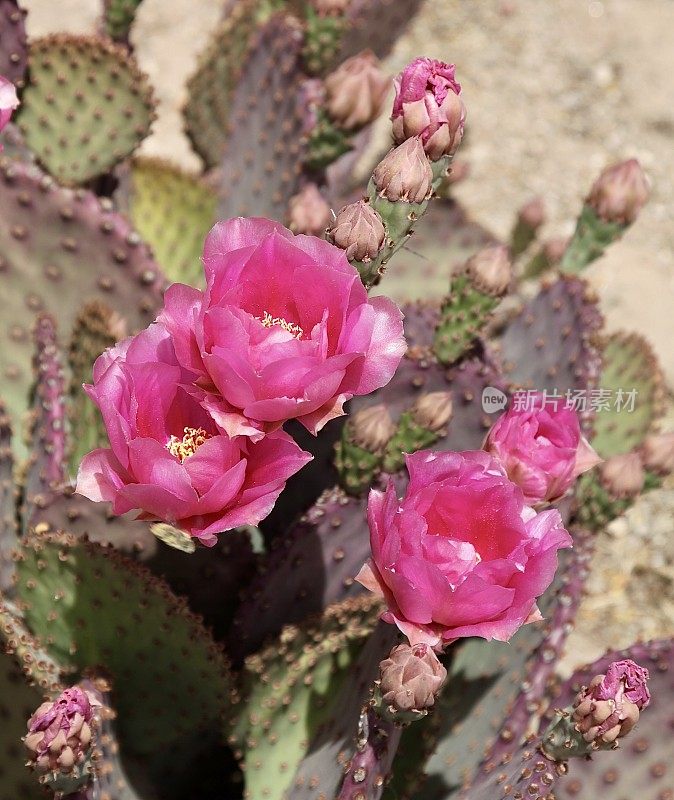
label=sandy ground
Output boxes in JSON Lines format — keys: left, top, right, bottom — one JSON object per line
{"left": 20, "top": 0, "right": 674, "bottom": 672}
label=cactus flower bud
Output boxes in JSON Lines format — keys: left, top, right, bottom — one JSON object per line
{"left": 572, "top": 660, "right": 650, "bottom": 745}
{"left": 324, "top": 51, "right": 390, "bottom": 132}
{"left": 24, "top": 687, "right": 101, "bottom": 775}
{"left": 599, "top": 452, "right": 645, "bottom": 498}
{"left": 412, "top": 391, "right": 453, "bottom": 432}
{"left": 288, "top": 184, "right": 332, "bottom": 237}
{"left": 311, "top": 0, "right": 350, "bottom": 14}
{"left": 392, "top": 57, "right": 465, "bottom": 160}
{"left": 518, "top": 196, "right": 546, "bottom": 230}
{"left": 640, "top": 432, "right": 674, "bottom": 475}
{"left": 350, "top": 403, "right": 395, "bottom": 452}
{"left": 373, "top": 137, "right": 433, "bottom": 203}
{"left": 0, "top": 76, "right": 19, "bottom": 145}
{"left": 587, "top": 159, "right": 650, "bottom": 225}
{"left": 379, "top": 643, "right": 447, "bottom": 714}
{"left": 327, "top": 200, "right": 386, "bottom": 262}
{"left": 465, "top": 245, "right": 512, "bottom": 297}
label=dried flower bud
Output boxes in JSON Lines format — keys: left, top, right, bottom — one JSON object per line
{"left": 640, "top": 432, "right": 674, "bottom": 475}
{"left": 573, "top": 659, "right": 650, "bottom": 745}
{"left": 599, "top": 452, "right": 645, "bottom": 498}
{"left": 324, "top": 51, "right": 390, "bottom": 131}
{"left": 542, "top": 236, "right": 569, "bottom": 265}
{"left": 412, "top": 391, "right": 453, "bottom": 432}
{"left": 349, "top": 403, "right": 395, "bottom": 452}
{"left": 327, "top": 200, "right": 385, "bottom": 262}
{"left": 24, "top": 687, "right": 100, "bottom": 775}
{"left": 288, "top": 184, "right": 332, "bottom": 236}
{"left": 518, "top": 196, "right": 546, "bottom": 230}
{"left": 0, "top": 76, "right": 19, "bottom": 144}
{"left": 311, "top": 0, "right": 350, "bottom": 15}
{"left": 379, "top": 643, "right": 447, "bottom": 713}
{"left": 465, "top": 245, "right": 512, "bottom": 296}
{"left": 587, "top": 159, "right": 650, "bottom": 225}
{"left": 392, "top": 57, "right": 465, "bottom": 160}
{"left": 372, "top": 137, "right": 433, "bottom": 203}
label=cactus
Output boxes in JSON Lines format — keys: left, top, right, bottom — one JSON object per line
{"left": 0, "top": 12, "right": 668, "bottom": 800}
{"left": 17, "top": 35, "right": 155, "bottom": 185}
{"left": 119, "top": 158, "right": 217, "bottom": 285}
{"left": 0, "top": 0, "right": 28, "bottom": 87}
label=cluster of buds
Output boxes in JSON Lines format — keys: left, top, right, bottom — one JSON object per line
{"left": 587, "top": 159, "right": 650, "bottom": 225}
{"left": 572, "top": 659, "right": 650, "bottom": 746}
{"left": 377, "top": 643, "right": 447, "bottom": 722}
{"left": 24, "top": 687, "right": 101, "bottom": 781}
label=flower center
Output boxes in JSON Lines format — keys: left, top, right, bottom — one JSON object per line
{"left": 166, "top": 427, "right": 211, "bottom": 462}
{"left": 258, "top": 310, "right": 303, "bottom": 339}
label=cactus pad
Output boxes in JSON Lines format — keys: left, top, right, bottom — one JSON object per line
{"left": 216, "top": 13, "right": 306, "bottom": 222}
{"left": 590, "top": 331, "right": 665, "bottom": 458}
{"left": 0, "top": 401, "right": 17, "bottom": 592}
{"left": 231, "top": 595, "right": 382, "bottom": 800}
{"left": 545, "top": 638, "right": 673, "bottom": 800}
{"left": 0, "top": 159, "right": 164, "bottom": 457}
{"left": 0, "top": 0, "right": 28, "bottom": 87}
{"left": 183, "top": 0, "right": 271, "bottom": 169}
{"left": 499, "top": 274, "right": 603, "bottom": 426}
{"left": 103, "top": 0, "right": 143, "bottom": 42}
{"left": 16, "top": 533, "right": 232, "bottom": 757}
{"left": 120, "top": 158, "right": 216, "bottom": 285}
{"left": 17, "top": 34, "right": 155, "bottom": 184}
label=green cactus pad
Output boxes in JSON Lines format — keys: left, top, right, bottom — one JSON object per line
{"left": 0, "top": 400, "right": 17, "bottom": 592}
{"left": 0, "top": 0, "right": 28, "bottom": 87}
{"left": 381, "top": 410, "right": 442, "bottom": 473}
{"left": 546, "top": 638, "right": 673, "bottom": 800}
{"left": 0, "top": 603, "right": 63, "bottom": 800}
{"left": 17, "top": 34, "right": 155, "bottom": 185}
{"left": 370, "top": 200, "right": 498, "bottom": 302}
{"left": 16, "top": 533, "right": 233, "bottom": 757}
{"left": 216, "top": 12, "right": 306, "bottom": 222}
{"left": 121, "top": 158, "right": 216, "bottom": 285}
{"left": 103, "top": 0, "right": 143, "bottom": 42}
{"left": 590, "top": 331, "right": 665, "bottom": 458}
{"left": 434, "top": 274, "right": 501, "bottom": 365}
{"left": 560, "top": 204, "right": 625, "bottom": 274}
{"left": 183, "top": 0, "right": 274, "bottom": 169}
{"left": 302, "top": 5, "right": 347, "bottom": 75}
{"left": 334, "top": 432, "right": 383, "bottom": 494}
{"left": 0, "top": 159, "right": 165, "bottom": 458}
{"left": 231, "top": 595, "right": 383, "bottom": 800}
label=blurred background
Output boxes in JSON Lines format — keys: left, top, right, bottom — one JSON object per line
{"left": 19, "top": 0, "right": 674, "bottom": 672}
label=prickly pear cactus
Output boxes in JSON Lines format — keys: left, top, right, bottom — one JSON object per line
{"left": 0, "top": 0, "right": 28, "bottom": 87}
{"left": 16, "top": 34, "right": 155, "bottom": 185}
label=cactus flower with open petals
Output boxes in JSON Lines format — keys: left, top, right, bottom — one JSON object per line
{"left": 76, "top": 324, "right": 312, "bottom": 545}
{"left": 392, "top": 57, "right": 465, "bottom": 160}
{"left": 160, "top": 217, "right": 406, "bottom": 437}
{"left": 484, "top": 393, "right": 601, "bottom": 504}
{"left": 0, "top": 76, "right": 19, "bottom": 147}
{"left": 356, "top": 450, "right": 572, "bottom": 648}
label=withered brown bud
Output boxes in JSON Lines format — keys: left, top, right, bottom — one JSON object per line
{"left": 372, "top": 137, "right": 433, "bottom": 203}
{"left": 518, "top": 196, "right": 546, "bottom": 230}
{"left": 288, "top": 183, "right": 332, "bottom": 237}
{"left": 327, "top": 200, "right": 385, "bottom": 262}
{"left": 464, "top": 245, "right": 512, "bottom": 297}
{"left": 599, "top": 452, "right": 645, "bottom": 498}
{"left": 379, "top": 643, "right": 447, "bottom": 713}
{"left": 640, "top": 432, "right": 674, "bottom": 475}
{"left": 587, "top": 159, "right": 650, "bottom": 225}
{"left": 349, "top": 404, "right": 395, "bottom": 452}
{"left": 412, "top": 391, "right": 453, "bottom": 432}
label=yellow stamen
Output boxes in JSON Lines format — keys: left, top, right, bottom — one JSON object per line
{"left": 258, "top": 310, "right": 303, "bottom": 339}
{"left": 166, "top": 427, "right": 211, "bottom": 462}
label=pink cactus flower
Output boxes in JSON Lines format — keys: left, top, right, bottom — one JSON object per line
{"left": 76, "top": 324, "right": 312, "bottom": 545}
{"left": 391, "top": 57, "right": 465, "bottom": 160}
{"left": 356, "top": 450, "right": 572, "bottom": 649}
{"left": 484, "top": 394, "right": 601, "bottom": 505}
{"left": 160, "top": 217, "right": 406, "bottom": 437}
{"left": 0, "top": 76, "right": 19, "bottom": 147}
